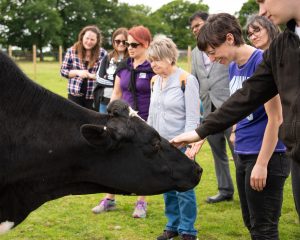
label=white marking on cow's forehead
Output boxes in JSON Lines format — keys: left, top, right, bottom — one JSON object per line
{"left": 0, "top": 221, "right": 14, "bottom": 234}
{"left": 128, "top": 106, "right": 144, "bottom": 121}
{"left": 103, "top": 126, "right": 107, "bottom": 131}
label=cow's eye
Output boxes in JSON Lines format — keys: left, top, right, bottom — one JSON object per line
{"left": 152, "top": 142, "right": 161, "bottom": 153}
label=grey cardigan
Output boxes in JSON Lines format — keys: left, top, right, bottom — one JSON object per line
{"left": 148, "top": 68, "right": 200, "bottom": 140}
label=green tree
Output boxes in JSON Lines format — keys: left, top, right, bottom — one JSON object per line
{"left": 238, "top": 0, "right": 259, "bottom": 28}
{"left": 0, "top": 0, "right": 62, "bottom": 60}
{"left": 105, "top": 3, "right": 167, "bottom": 44}
{"left": 150, "top": 0, "right": 208, "bottom": 49}
{"left": 56, "top": 0, "right": 98, "bottom": 49}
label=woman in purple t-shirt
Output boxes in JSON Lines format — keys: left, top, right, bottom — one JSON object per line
{"left": 194, "top": 14, "right": 289, "bottom": 239}
{"left": 111, "top": 26, "right": 155, "bottom": 121}
{"left": 92, "top": 26, "right": 154, "bottom": 219}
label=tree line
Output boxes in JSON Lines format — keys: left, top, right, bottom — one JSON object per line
{"left": 0, "top": 0, "right": 258, "bottom": 60}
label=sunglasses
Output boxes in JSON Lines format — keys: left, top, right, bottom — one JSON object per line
{"left": 125, "top": 42, "right": 141, "bottom": 48}
{"left": 114, "top": 40, "right": 126, "bottom": 45}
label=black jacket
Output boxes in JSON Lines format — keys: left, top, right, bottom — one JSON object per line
{"left": 196, "top": 19, "right": 300, "bottom": 160}
{"left": 93, "top": 55, "right": 120, "bottom": 110}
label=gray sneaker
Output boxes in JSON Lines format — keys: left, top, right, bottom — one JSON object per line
{"left": 92, "top": 198, "right": 116, "bottom": 214}
{"left": 132, "top": 201, "right": 147, "bottom": 218}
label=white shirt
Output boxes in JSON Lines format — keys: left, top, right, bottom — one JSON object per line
{"left": 202, "top": 52, "right": 212, "bottom": 72}
{"left": 295, "top": 25, "right": 300, "bottom": 37}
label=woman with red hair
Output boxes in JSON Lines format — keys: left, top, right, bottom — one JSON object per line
{"left": 92, "top": 25, "right": 155, "bottom": 218}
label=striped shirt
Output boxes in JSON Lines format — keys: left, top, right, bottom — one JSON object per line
{"left": 60, "top": 47, "right": 107, "bottom": 99}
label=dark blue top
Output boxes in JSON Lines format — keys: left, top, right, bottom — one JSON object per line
{"left": 229, "top": 49, "right": 286, "bottom": 154}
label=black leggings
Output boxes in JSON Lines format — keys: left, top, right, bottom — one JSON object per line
{"left": 236, "top": 153, "right": 290, "bottom": 240}
{"left": 68, "top": 80, "right": 94, "bottom": 110}
{"left": 291, "top": 159, "right": 300, "bottom": 218}
{"left": 68, "top": 94, "right": 94, "bottom": 110}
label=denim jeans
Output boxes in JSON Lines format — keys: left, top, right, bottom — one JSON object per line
{"left": 236, "top": 153, "right": 290, "bottom": 240}
{"left": 99, "top": 103, "right": 108, "bottom": 113}
{"left": 163, "top": 147, "right": 197, "bottom": 236}
{"left": 164, "top": 189, "right": 197, "bottom": 236}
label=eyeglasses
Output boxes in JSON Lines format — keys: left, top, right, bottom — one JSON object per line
{"left": 247, "top": 27, "right": 261, "bottom": 40}
{"left": 125, "top": 41, "right": 141, "bottom": 48}
{"left": 114, "top": 40, "right": 126, "bottom": 45}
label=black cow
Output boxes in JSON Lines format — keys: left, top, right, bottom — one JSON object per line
{"left": 0, "top": 52, "right": 202, "bottom": 233}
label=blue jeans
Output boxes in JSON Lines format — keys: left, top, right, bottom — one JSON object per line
{"left": 99, "top": 103, "right": 107, "bottom": 113}
{"left": 236, "top": 153, "right": 290, "bottom": 240}
{"left": 164, "top": 189, "right": 197, "bottom": 236}
{"left": 163, "top": 147, "right": 197, "bottom": 236}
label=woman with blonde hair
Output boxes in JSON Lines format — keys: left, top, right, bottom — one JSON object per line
{"left": 147, "top": 35, "right": 200, "bottom": 240}
{"left": 61, "top": 25, "right": 107, "bottom": 109}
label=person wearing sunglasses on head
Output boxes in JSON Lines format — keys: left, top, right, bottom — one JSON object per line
{"left": 93, "top": 27, "right": 129, "bottom": 113}
{"left": 60, "top": 25, "right": 107, "bottom": 110}
{"left": 92, "top": 25, "right": 155, "bottom": 219}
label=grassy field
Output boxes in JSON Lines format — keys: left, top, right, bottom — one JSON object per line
{"left": 2, "top": 61, "right": 300, "bottom": 240}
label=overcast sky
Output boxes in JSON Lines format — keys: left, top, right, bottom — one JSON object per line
{"left": 119, "top": 0, "right": 249, "bottom": 15}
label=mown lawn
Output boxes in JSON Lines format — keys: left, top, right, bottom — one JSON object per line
{"left": 2, "top": 61, "right": 299, "bottom": 240}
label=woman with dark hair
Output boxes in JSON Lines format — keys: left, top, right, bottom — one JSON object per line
{"left": 61, "top": 25, "right": 107, "bottom": 110}
{"left": 246, "top": 15, "right": 280, "bottom": 50}
{"left": 175, "top": 13, "right": 289, "bottom": 239}
{"left": 92, "top": 25, "right": 155, "bottom": 218}
{"left": 171, "top": 0, "right": 300, "bottom": 232}
{"left": 93, "top": 27, "right": 129, "bottom": 112}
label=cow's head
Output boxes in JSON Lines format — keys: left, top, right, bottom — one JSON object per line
{"left": 80, "top": 100, "right": 202, "bottom": 195}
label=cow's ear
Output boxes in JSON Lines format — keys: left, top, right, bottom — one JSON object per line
{"left": 80, "top": 124, "right": 113, "bottom": 148}
{"left": 107, "top": 100, "right": 130, "bottom": 118}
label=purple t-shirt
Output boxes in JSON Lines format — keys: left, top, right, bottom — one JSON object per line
{"left": 117, "top": 58, "right": 155, "bottom": 120}
{"left": 229, "top": 49, "right": 285, "bottom": 154}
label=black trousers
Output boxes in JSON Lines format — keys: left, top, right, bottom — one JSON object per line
{"left": 68, "top": 80, "right": 94, "bottom": 110}
{"left": 236, "top": 153, "right": 290, "bottom": 240}
{"left": 68, "top": 94, "right": 94, "bottom": 110}
{"left": 291, "top": 159, "right": 300, "bottom": 218}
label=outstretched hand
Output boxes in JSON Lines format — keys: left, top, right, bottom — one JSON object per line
{"left": 170, "top": 130, "right": 201, "bottom": 148}
{"left": 185, "top": 139, "right": 206, "bottom": 159}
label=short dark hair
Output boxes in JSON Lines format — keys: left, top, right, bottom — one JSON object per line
{"left": 189, "top": 11, "right": 209, "bottom": 24}
{"left": 197, "top": 13, "right": 245, "bottom": 51}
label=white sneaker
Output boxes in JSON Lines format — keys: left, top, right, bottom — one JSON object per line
{"left": 92, "top": 198, "right": 116, "bottom": 214}
{"left": 132, "top": 201, "right": 147, "bottom": 218}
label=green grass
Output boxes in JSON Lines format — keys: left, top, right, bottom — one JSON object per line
{"left": 2, "top": 61, "right": 299, "bottom": 239}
